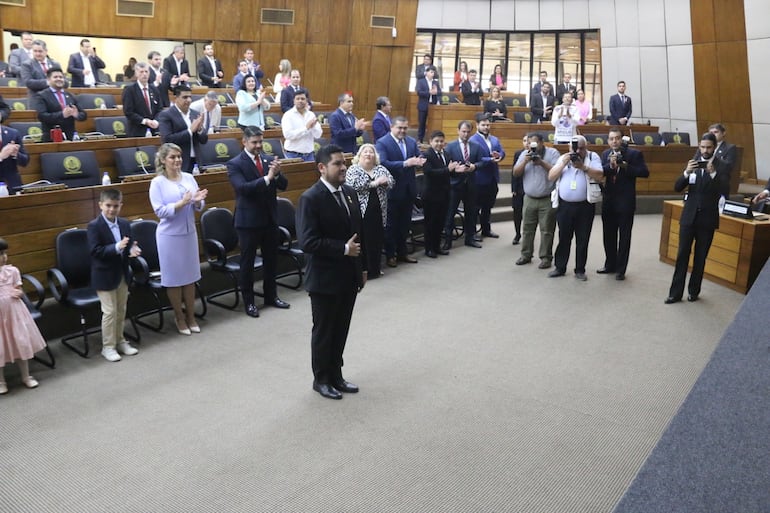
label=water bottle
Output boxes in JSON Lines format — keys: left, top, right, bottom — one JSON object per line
{"left": 192, "top": 163, "right": 200, "bottom": 176}
{"left": 72, "top": 131, "right": 81, "bottom": 142}
{"left": 0, "top": 182, "right": 9, "bottom": 197}
{"left": 101, "top": 172, "right": 111, "bottom": 186}
{"left": 145, "top": 127, "right": 153, "bottom": 138}
{"left": 718, "top": 195, "right": 726, "bottom": 215}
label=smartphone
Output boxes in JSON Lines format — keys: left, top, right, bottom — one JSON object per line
{"left": 696, "top": 160, "right": 709, "bottom": 169}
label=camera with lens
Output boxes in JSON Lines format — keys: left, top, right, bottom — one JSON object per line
{"left": 569, "top": 137, "right": 581, "bottom": 163}
{"left": 527, "top": 141, "right": 541, "bottom": 161}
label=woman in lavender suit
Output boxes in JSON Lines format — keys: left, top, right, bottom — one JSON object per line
{"left": 149, "top": 143, "right": 208, "bottom": 335}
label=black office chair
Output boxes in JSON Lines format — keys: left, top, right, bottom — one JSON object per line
{"left": 513, "top": 112, "right": 534, "bottom": 123}
{"left": 440, "top": 93, "right": 461, "bottom": 105}
{"left": 662, "top": 131, "right": 691, "bottom": 145}
{"left": 94, "top": 116, "right": 128, "bottom": 136}
{"left": 314, "top": 138, "right": 329, "bottom": 153}
{"left": 20, "top": 273, "right": 55, "bottom": 368}
{"left": 47, "top": 228, "right": 138, "bottom": 357}
{"left": 114, "top": 145, "right": 157, "bottom": 177}
{"left": 262, "top": 138, "right": 285, "bottom": 159}
{"left": 0, "top": 77, "right": 21, "bottom": 87}
{"left": 409, "top": 174, "right": 426, "bottom": 253}
{"left": 8, "top": 122, "right": 43, "bottom": 142}
{"left": 357, "top": 130, "right": 373, "bottom": 147}
{"left": 264, "top": 112, "right": 282, "bottom": 129}
{"left": 197, "top": 138, "right": 241, "bottom": 168}
{"left": 129, "top": 219, "right": 206, "bottom": 332}
{"left": 76, "top": 93, "right": 116, "bottom": 109}
{"left": 40, "top": 150, "right": 102, "bottom": 188}
{"left": 503, "top": 94, "right": 526, "bottom": 107}
{"left": 631, "top": 131, "right": 663, "bottom": 146}
{"left": 275, "top": 198, "right": 305, "bottom": 290}
{"left": 5, "top": 98, "right": 29, "bottom": 111}
{"left": 200, "top": 207, "right": 263, "bottom": 309}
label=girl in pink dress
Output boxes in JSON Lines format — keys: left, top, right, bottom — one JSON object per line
{"left": 0, "top": 238, "right": 46, "bottom": 394}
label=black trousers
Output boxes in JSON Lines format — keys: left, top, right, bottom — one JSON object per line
{"left": 444, "top": 182, "right": 477, "bottom": 243}
{"left": 385, "top": 197, "right": 413, "bottom": 258}
{"left": 601, "top": 207, "right": 635, "bottom": 274}
{"left": 417, "top": 108, "right": 428, "bottom": 142}
{"left": 511, "top": 192, "right": 524, "bottom": 238}
{"left": 476, "top": 182, "right": 498, "bottom": 234}
{"left": 668, "top": 219, "right": 715, "bottom": 299}
{"left": 237, "top": 226, "right": 278, "bottom": 306}
{"left": 423, "top": 195, "right": 449, "bottom": 253}
{"left": 310, "top": 288, "right": 357, "bottom": 384}
{"left": 362, "top": 190, "right": 384, "bottom": 275}
{"left": 554, "top": 200, "right": 595, "bottom": 273}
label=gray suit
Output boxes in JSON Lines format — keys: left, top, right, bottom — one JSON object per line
{"left": 20, "top": 58, "right": 61, "bottom": 98}
{"left": 8, "top": 48, "right": 32, "bottom": 77}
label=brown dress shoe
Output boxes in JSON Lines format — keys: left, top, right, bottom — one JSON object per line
{"left": 397, "top": 255, "right": 418, "bottom": 263}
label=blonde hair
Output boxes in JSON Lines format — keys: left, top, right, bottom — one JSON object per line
{"left": 155, "top": 142, "right": 183, "bottom": 177}
{"left": 352, "top": 143, "right": 380, "bottom": 166}
{"left": 279, "top": 59, "right": 291, "bottom": 74}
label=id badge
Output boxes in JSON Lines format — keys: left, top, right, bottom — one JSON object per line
{"left": 570, "top": 180, "right": 577, "bottom": 190}
{"left": 688, "top": 173, "right": 697, "bottom": 184}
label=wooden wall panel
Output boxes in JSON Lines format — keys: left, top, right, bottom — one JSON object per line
{"left": 691, "top": 0, "right": 716, "bottom": 44}
{"left": 371, "top": 0, "right": 399, "bottom": 47}
{"left": 347, "top": 45, "right": 372, "bottom": 100}
{"left": 87, "top": 1, "right": 115, "bottom": 38}
{"left": 0, "top": 5, "right": 32, "bottom": 33}
{"left": 163, "top": 0, "right": 193, "bottom": 40}
{"left": 30, "top": 1, "right": 63, "bottom": 35}
{"left": 693, "top": 43, "right": 720, "bottom": 123}
{"left": 141, "top": 1, "right": 169, "bottom": 40}
{"left": 303, "top": 44, "right": 330, "bottom": 101}
{"left": 394, "top": 0, "right": 418, "bottom": 47}
{"left": 350, "top": 0, "right": 373, "bottom": 46}
{"left": 284, "top": 0, "right": 309, "bottom": 44}
{"left": 191, "top": 0, "right": 217, "bottom": 40}
{"left": 305, "top": 0, "right": 333, "bottom": 44}
{"left": 716, "top": 42, "right": 751, "bottom": 121}
{"left": 714, "top": 0, "right": 747, "bottom": 42}
{"left": 214, "top": 0, "right": 243, "bottom": 41}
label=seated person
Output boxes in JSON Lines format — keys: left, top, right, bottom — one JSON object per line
{"left": 484, "top": 86, "right": 508, "bottom": 121}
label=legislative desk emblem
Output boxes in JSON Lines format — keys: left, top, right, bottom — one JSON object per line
{"left": 6, "top": 79, "right": 18, "bottom": 87}
{"left": 441, "top": 95, "right": 449, "bottom": 105}
{"left": 28, "top": 126, "right": 43, "bottom": 136}
{"left": 113, "top": 120, "right": 126, "bottom": 135}
{"left": 135, "top": 151, "right": 150, "bottom": 168}
{"left": 594, "top": 137, "right": 604, "bottom": 145}
{"left": 215, "top": 143, "right": 230, "bottom": 158}
{"left": 217, "top": 94, "right": 227, "bottom": 105}
{"left": 524, "top": 113, "right": 532, "bottom": 122}
{"left": 63, "top": 156, "right": 83, "bottom": 175}
{"left": 356, "top": 135, "right": 364, "bottom": 146}
{"left": 226, "top": 118, "right": 237, "bottom": 129}
{"left": 512, "top": 98, "right": 521, "bottom": 106}
{"left": 673, "top": 134, "right": 682, "bottom": 144}
{"left": 12, "top": 101, "right": 26, "bottom": 111}
{"left": 262, "top": 141, "right": 275, "bottom": 155}
{"left": 266, "top": 116, "right": 276, "bottom": 127}
{"left": 94, "top": 97, "right": 105, "bottom": 108}
{"left": 644, "top": 135, "right": 654, "bottom": 145}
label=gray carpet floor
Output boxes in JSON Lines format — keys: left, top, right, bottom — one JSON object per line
{"left": 0, "top": 214, "right": 745, "bottom": 513}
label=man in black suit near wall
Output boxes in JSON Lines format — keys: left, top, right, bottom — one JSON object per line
{"left": 122, "top": 61, "right": 162, "bottom": 137}
{"left": 226, "top": 126, "right": 290, "bottom": 318}
{"left": 33, "top": 67, "right": 87, "bottom": 142}
{"left": 665, "top": 133, "right": 729, "bottom": 304}
{"left": 421, "top": 130, "right": 453, "bottom": 258}
{"left": 157, "top": 84, "right": 208, "bottom": 173}
{"left": 599, "top": 129, "right": 649, "bottom": 280}
{"left": 297, "top": 144, "right": 365, "bottom": 400}
{"left": 163, "top": 45, "right": 190, "bottom": 86}
{"left": 197, "top": 43, "right": 224, "bottom": 88}
{"left": 530, "top": 82, "right": 555, "bottom": 123}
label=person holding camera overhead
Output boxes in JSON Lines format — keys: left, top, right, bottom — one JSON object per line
{"left": 599, "top": 129, "right": 649, "bottom": 281}
{"left": 512, "top": 133, "right": 560, "bottom": 269}
{"left": 547, "top": 135, "right": 603, "bottom": 281}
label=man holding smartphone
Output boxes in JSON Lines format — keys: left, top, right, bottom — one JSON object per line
{"left": 665, "top": 132, "right": 729, "bottom": 304}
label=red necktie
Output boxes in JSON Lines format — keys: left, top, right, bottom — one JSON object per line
{"left": 41, "top": 61, "right": 47, "bottom": 74}
{"left": 143, "top": 87, "right": 151, "bottom": 111}
{"left": 254, "top": 155, "right": 263, "bottom": 177}
{"left": 56, "top": 90, "right": 66, "bottom": 109}
{"left": 463, "top": 143, "right": 469, "bottom": 162}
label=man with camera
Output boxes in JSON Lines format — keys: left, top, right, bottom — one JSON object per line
{"left": 599, "top": 129, "right": 649, "bottom": 280}
{"left": 512, "top": 133, "right": 560, "bottom": 268}
{"left": 665, "top": 132, "right": 729, "bottom": 304}
{"left": 547, "top": 135, "right": 603, "bottom": 281}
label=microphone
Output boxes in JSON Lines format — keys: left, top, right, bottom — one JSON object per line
{"left": 136, "top": 148, "right": 150, "bottom": 174}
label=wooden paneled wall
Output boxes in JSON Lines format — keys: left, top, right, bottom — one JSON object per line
{"left": 691, "top": 0, "right": 756, "bottom": 178}
{"left": 0, "top": 0, "right": 418, "bottom": 119}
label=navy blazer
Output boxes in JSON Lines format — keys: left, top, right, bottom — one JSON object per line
{"left": 33, "top": 89, "right": 88, "bottom": 142}
{"left": 376, "top": 134, "right": 420, "bottom": 201}
{"left": 0, "top": 125, "right": 30, "bottom": 190}
{"left": 470, "top": 132, "right": 506, "bottom": 186}
{"left": 157, "top": 106, "right": 208, "bottom": 173}
{"left": 297, "top": 180, "right": 364, "bottom": 293}
{"left": 674, "top": 161, "right": 729, "bottom": 231}
{"left": 600, "top": 146, "right": 649, "bottom": 214}
{"left": 416, "top": 77, "right": 441, "bottom": 112}
{"left": 197, "top": 57, "right": 223, "bottom": 88}
{"left": 279, "top": 86, "right": 313, "bottom": 113}
{"left": 66, "top": 52, "right": 106, "bottom": 87}
{"left": 226, "top": 150, "right": 288, "bottom": 230}
{"left": 87, "top": 215, "right": 134, "bottom": 291}
{"left": 445, "top": 139, "right": 483, "bottom": 187}
{"left": 371, "top": 111, "right": 391, "bottom": 142}
{"left": 329, "top": 108, "right": 362, "bottom": 154}
{"left": 530, "top": 93, "right": 555, "bottom": 122}
{"left": 609, "top": 94, "right": 632, "bottom": 125}
{"left": 121, "top": 82, "right": 163, "bottom": 137}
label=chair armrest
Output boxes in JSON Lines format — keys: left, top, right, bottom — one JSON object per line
{"left": 130, "top": 256, "right": 151, "bottom": 285}
{"left": 277, "top": 226, "right": 292, "bottom": 251}
{"left": 21, "top": 273, "right": 45, "bottom": 309}
{"left": 202, "top": 238, "right": 227, "bottom": 265}
{"left": 46, "top": 268, "right": 70, "bottom": 303}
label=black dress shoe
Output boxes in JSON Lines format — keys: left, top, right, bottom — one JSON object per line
{"left": 333, "top": 379, "right": 359, "bottom": 393}
{"left": 482, "top": 231, "right": 500, "bottom": 238}
{"left": 465, "top": 240, "right": 482, "bottom": 248}
{"left": 313, "top": 382, "right": 342, "bottom": 400}
{"left": 512, "top": 236, "right": 521, "bottom": 245}
{"left": 397, "top": 254, "right": 418, "bottom": 263}
{"left": 548, "top": 269, "right": 566, "bottom": 278}
{"left": 596, "top": 267, "right": 615, "bottom": 274}
{"left": 441, "top": 241, "right": 452, "bottom": 251}
{"left": 664, "top": 296, "right": 681, "bottom": 304}
{"left": 425, "top": 250, "right": 437, "bottom": 258}
{"left": 687, "top": 294, "right": 699, "bottom": 302}
{"left": 269, "top": 298, "right": 290, "bottom": 309}
{"left": 615, "top": 273, "right": 625, "bottom": 281}
{"left": 437, "top": 248, "right": 450, "bottom": 256}
{"left": 245, "top": 304, "right": 260, "bottom": 317}
{"left": 473, "top": 234, "right": 483, "bottom": 242}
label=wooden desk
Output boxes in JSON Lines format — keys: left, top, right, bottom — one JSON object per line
{"left": 659, "top": 200, "right": 770, "bottom": 293}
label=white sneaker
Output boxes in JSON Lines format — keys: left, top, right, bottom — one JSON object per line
{"left": 101, "top": 347, "right": 122, "bottom": 362}
{"left": 117, "top": 342, "right": 139, "bottom": 356}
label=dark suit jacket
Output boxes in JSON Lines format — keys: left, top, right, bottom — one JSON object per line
{"left": 329, "top": 108, "right": 362, "bottom": 154}
{"left": 601, "top": 146, "right": 649, "bottom": 214}
{"left": 20, "top": 58, "right": 61, "bottom": 97}
{"left": 122, "top": 82, "right": 163, "bottom": 137}
{"left": 555, "top": 83, "right": 577, "bottom": 102}
{"left": 421, "top": 148, "right": 451, "bottom": 201}
{"left": 148, "top": 67, "right": 170, "bottom": 108}
{"left": 530, "top": 93, "right": 555, "bottom": 122}
{"left": 376, "top": 134, "right": 420, "bottom": 202}
{"left": 0, "top": 95, "right": 10, "bottom": 123}
{"left": 674, "top": 161, "right": 728, "bottom": 231}
{"left": 609, "top": 94, "right": 632, "bottom": 125}
{"left": 531, "top": 81, "right": 554, "bottom": 100}
{"left": 33, "top": 89, "right": 88, "bottom": 142}
{"left": 445, "top": 139, "right": 483, "bottom": 187}
{"left": 197, "top": 57, "right": 223, "bottom": 88}
{"left": 87, "top": 215, "right": 133, "bottom": 291}
{"left": 162, "top": 55, "right": 190, "bottom": 80}
{"left": 416, "top": 77, "right": 441, "bottom": 112}
{"left": 415, "top": 64, "right": 429, "bottom": 81}
{"left": 67, "top": 52, "right": 106, "bottom": 87}
{"left": 470, "top": 132, "right": 505, "bottom": 186}
{"left": 460, "top": 81, "right": 482, "bottom": 105}
{"left": 157, "top": 106, "right": 208, "bottom": 173}
{"left": 371, "top": 111, "right": 391, "bottom": 142}
{"left": 297, "top": 180, "right": 364, "bottom": 293}
{"left": 0, "top": 125, "right": 30, "bottom": 190}
{"left": 279, "top": 86, "right": 312, "bottom": 113}
{"left": 226, "top": 150, "right": 288, "bottom": 230}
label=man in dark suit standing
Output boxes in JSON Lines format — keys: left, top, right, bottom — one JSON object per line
{"left": 329, "top": 92, "right": 366, "bottom": 154}
{"left": 415, "top": 66, "right": 441, "bottom": 143}
{"left": 555, "top": 72, "right": 578, "bottom": 103}
{"left": 157, "top": 84, "right": 208, "bottom": 173}
{"left": 608, "top": 80, "right": 632, "bottom": 125}
{"left": 599, "top": 129, "right": 649, "bottom": 280}
{"left": 279, "top": 69, "right": 312, "bottom": 113}
{"left": 197, "top": 43, "right": 224, "bottom": 88}
{"left": 376, "top": 116, "right": 425, "bottom": 267}
{"left": 87, "top": 189, "right": 141, "bottom": 362}
{"left": 415, "top": 54, "right": 433, "bottom": 82}
{"left": 147, "top": 51, "right": 170, "bottom": 109}
{"left": 33, "top": 67, "right": 87, "bottom": 142}
{"left": 226, "top": 126, "right": 290, "bottom": 318}
{"left": 20, "top": 39, "right": 61, "bottom": 99}
{"left": 371, "top": 96, "right": 392, "bottom": 142}
{"left": 7, "top": 32, "right": 34, "bottom": 77}
{"left": 66, "top": 39, "right": 106, "bottom": 87}
{"left": 122, "top": 62, "right": 162, "bottom": 137}
{"left": 460, "top": 70, "right": 482, "bottom": 106}
{"left": 530, "top": 82, "right": 555, "bottom": 123}
{"left": 297, "top": 144, "right": 365, "bottom": 400}
{"left": 443, "top": 120, "right": 484, "bottom": 249}
{"left": 421, "top": 130, "right": 452, "bottom": 258}
{"left": 470, "top": 113, "right": 506, "bottom": 239}
{"left": 665, "top": 133, "right": 729, "bottom": 304}
{"left": 163, "top": 46, "right": 191, "bottom": 86}
{"left": 706, "top": 123, "right": 737, "bottom": 196}
{"left": 0, "top": 95, "right": 10, "bottom": 123}
{"left": 0, "top": 123, "right": 29, "bottom": 191}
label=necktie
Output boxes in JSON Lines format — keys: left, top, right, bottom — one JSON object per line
{"left": 463, "top": 143, "right": 469, "bottom": 162}
{"left": 56, "top": 90, "right": 66, "bottom": 109}
{"left": 143, "top": 87, "right": 150, "bottom": 111}
{"left": 41, "top": 61, "right": 47, "bottom": 73}
{"left": 399, "top": 139, "right": 407, "bottom": 159}
{"left": 254, "top": 155, "right": 263, "bottom": 176}
{"left": 334, "top": 190, "right": 349, "bottom": 217}
{"left": 438, "top": 151, "right": 446, "bottom": 166}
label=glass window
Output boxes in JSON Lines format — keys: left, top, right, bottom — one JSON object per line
{"left": 433, "top": 32, "right": 458, "bottom": 92}
{"left": 507, "top": 33, "right": 531, "bottom": 98}
{"left": 411, "top": 32, "right": 434, "bottom": 91}
{"left": 532, "top": 33, "right": 556, "bottom": 93}
{"left": 584, "top": 32, "right": 602, "bottom": 112}
{"left": 558, "top": 32, "right": 582, "bottom": 97}
{"left": 483, "top": 33, "right": 507, "bottom": 92}
{"left": 457, "top": 33, "right": 482, "bottom": 92}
